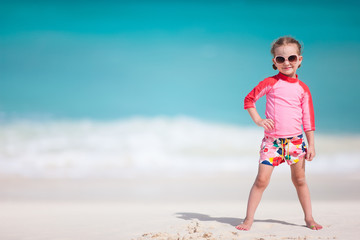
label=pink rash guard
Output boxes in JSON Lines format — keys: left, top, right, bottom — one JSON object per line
{"left": 244, "top": 72, "right": 315, "bottom": 138}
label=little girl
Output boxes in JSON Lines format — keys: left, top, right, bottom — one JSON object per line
{"left": 236, "top": 36, "right": 322, "bottom": 231}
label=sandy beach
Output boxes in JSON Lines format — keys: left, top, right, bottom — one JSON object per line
{"left": 0, "top": 172, "right": 359, "bottom": 240}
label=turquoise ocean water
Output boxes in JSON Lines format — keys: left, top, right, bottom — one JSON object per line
{"left": 1, "top": 0, "right": 360, "bottom": 132}
{"left": 1, "top": 1, "right": 360, "bottom": 178}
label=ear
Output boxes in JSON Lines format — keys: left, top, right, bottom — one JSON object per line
{"left": 272, "top": 57, "right": 277, "bottom": 65}
{"left": 298, "top": 55, "right": 303, "bottom": 66}
{"left": 272, "top": 58, "right": 278, "bottom": 70}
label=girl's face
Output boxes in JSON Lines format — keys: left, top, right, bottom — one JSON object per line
{"left": 272, "top": 44, "right": 302, "bottom": 78}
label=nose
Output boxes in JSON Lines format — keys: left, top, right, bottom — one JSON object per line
{"left": 283, "top": 59, "right": 291, "bottom": 65}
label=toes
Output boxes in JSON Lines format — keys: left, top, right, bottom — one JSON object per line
{"left": 315, "top": 225, "right": 323, "bottom": 230}
{"left": 308, "top": 224, "right": 323, "bottom": 230}
{"left": 235, "top": 225, "right": 249, "bottom": 231}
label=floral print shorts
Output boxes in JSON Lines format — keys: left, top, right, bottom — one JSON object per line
{"left": 259, "top": 134, "right": 307, "bottom": 166}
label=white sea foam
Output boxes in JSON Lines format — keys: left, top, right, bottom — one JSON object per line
{"left": 0, "top": 116, "right": 359, "bottom": 178}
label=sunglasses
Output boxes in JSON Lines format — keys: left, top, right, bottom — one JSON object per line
{"left": 274, "top": 55, "right": 298, "bottom": 64}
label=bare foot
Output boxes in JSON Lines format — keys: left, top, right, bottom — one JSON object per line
{"left": 235, "top": 218, "right": 253, "bottom": 231}
{"left": 305, "top": 218, "right": 323, "bottom": 230}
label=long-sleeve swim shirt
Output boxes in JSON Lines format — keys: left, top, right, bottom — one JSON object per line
{"left": 244, "top": 72, "right": 315, "bottom": 138}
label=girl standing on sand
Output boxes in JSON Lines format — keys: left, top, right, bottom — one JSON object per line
{"left": 236, "top": 36, "right": 322, "bottom": 231}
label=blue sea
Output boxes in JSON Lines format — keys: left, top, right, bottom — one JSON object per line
{"left": 1, "top": 1, "right": 360, "bottom": 178}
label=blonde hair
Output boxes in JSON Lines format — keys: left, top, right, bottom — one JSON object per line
{"left": 271, "top": 36, "right": 303, "bottom": 70}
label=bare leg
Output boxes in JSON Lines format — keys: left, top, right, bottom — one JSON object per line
{"left": 290, "top": 159, "right": 322, "bottom": 230}
{"left": 236, "top": 164, "right": 274, "bottom": 230}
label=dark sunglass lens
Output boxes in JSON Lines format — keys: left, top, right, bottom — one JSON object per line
{"left": 276, "top": 56, "right": 285, "bottom": 63}
{"left": 288, "top": 55, "right": 298, "bottom": 62}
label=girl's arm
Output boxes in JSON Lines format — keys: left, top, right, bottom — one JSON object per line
{"left": 305, "top": 130, "right": 316, "bottom": 161}
{"left": 247, "top": 108, "right": 274, "bottom": 131}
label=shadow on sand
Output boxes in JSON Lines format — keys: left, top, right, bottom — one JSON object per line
{"left": 175, "top": 212, "right": 304, "bottom": 228}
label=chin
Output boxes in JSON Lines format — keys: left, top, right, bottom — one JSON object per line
{"left": 281, "top": 71, "right": 294, "bottom": 76}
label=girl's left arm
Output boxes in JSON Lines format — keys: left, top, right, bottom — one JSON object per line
{"left": 305, "top": 130, "right": 316, "bottom": 161}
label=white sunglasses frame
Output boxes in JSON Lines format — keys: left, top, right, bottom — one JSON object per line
{"left": 274, "top": 54, "right": 299, "bottom": 64}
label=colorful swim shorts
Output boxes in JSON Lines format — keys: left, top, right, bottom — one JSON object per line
{"left": 259, "top": 134, "right": 307, "bottom": 166}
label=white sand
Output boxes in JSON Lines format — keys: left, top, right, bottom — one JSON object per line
{"left": 0, "top": 172, "right": 359, "bottom": 240}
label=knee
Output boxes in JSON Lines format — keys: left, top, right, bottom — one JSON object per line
{"left": 292, "top": 176, "right": 307, "bottom": 188}
{"left": 254, "top": 176, "right": 270, "bottom": 189}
